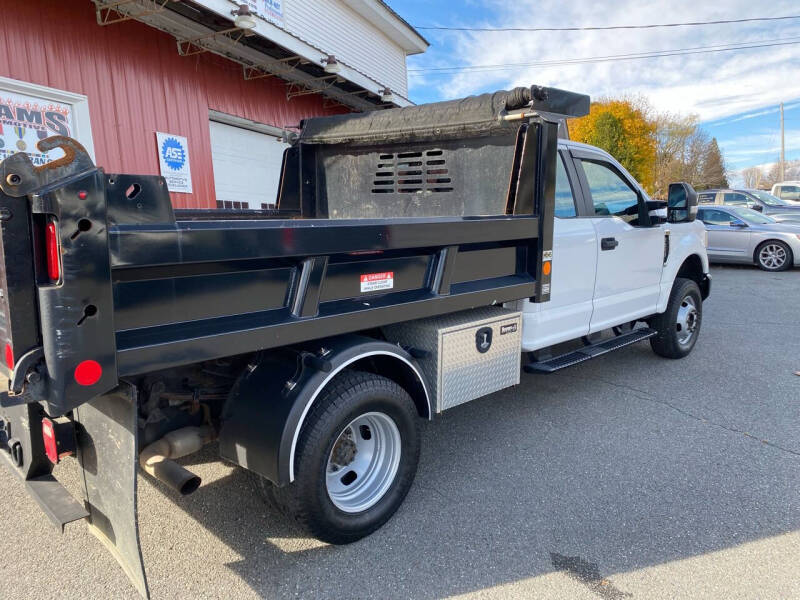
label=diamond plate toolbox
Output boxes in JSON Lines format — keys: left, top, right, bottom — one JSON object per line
{"left": 383, "top": 307, "right": 521, "bottom": 412}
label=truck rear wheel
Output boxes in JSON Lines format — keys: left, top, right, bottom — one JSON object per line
{"left": 648, "top": 277, "right": 702, "bottom": 359}
{"left": 260, "top": 370, "right": 420, "bottom": 544}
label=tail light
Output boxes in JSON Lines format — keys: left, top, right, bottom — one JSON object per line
{"left": 45, "top": 219, "right": 61, "bottom": 282}
{"left": 4, "top": 342, "right": 13, "bottom": 370}
{"left": 41, "top": 416, "right": 76, "bottom": 464}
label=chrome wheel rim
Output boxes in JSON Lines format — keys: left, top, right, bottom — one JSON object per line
{"left": 759, "top": 244, "right": 787, "bottom": 269}
{"left": 676, "top": 295, "right": 699, "bottom": 345}
{"left": 326, "top": 412, "right": 401, "bottom": 513}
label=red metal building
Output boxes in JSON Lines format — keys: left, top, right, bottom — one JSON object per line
{"left": 0, "top": 0, "right": 426, "bottom": 209}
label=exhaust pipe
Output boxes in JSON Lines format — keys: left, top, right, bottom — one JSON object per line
{"left": 138, "top": 425, "right": 215, "bottom": 495}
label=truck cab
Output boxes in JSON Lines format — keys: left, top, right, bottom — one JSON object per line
{"left": 523, "top": 140, "right": 709, "bottom": 353}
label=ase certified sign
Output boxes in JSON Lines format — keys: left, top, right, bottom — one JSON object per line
{"left": 156, "top": 132, "right": 192, "bottom": 193}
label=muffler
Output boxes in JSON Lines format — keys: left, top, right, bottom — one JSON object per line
{"left": 138, "top": 425, "right": 214, "bottom": 495}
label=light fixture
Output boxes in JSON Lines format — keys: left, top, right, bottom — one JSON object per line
{"left": 323, "top": 55, "right": 341, "bottom": 74}
{"left": 232, "top": 4, "right": 257, "bottom": 30}
{"left": 380, "top": 87, "right": 394, "bottom": 103}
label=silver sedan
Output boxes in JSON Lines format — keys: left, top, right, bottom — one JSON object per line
{"left": 697, "top": 205, "right": 800, "bottom": 271}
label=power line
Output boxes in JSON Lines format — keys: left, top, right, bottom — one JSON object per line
{"left": 408, "top": 36, "right": 800, "bottom": 74}
{"left": 414, "top": 14, "right": 800, "bottom": 32}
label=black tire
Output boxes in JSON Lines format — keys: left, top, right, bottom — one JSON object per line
{"left": 754, "top": 240, "right": 792, "bottom": 271}
{"left": 648, "top": 277, "right": 702, "bottom": 359}
{"left": 263, "top": 370, "right": 420, "bottom": 544}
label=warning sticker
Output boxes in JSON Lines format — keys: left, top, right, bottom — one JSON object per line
{"left": 360, "top": 271, "right": 394, "bottom": 293}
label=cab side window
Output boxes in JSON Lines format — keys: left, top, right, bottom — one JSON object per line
{"left": 722, "top": 192, "right": 748, "bottom": 206}
{"left": 699, "top": 209, "right": 732, "bottom": 225}
{"left": 778, "top": 185, "right": 800, "bottom": 201}
{"left": 554, "top": 155, "right": 577, "bottom": 218}
{"left": 698, "top": 192, "right": 716, "bottom": 204}
{"left": 580, "top": 160, "right": 642, "bottom": 224}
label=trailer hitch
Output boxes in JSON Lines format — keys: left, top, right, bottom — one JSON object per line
{"left": 0, "top": 136, "right": 96, "bottom": 197}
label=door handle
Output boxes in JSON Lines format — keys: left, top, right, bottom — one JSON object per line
{"left": 601, "top": 237, "right": 619, "bottom": 251}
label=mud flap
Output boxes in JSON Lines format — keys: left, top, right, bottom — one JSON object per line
{"left": 73, "top": 383, "right": 149, "bottom": 598}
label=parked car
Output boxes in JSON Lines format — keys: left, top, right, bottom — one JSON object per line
{"left": 771, "top": 181, "right": 800, "bottom": 202}
{"left": 697, "top": 205, "right": 800, "bottom": 271}
{"left": 697, "top": 188, "right": 800, "bottom": 221}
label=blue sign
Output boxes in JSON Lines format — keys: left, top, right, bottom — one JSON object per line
{"left": 161, "top": 136, "right": 186, "bottom": 171}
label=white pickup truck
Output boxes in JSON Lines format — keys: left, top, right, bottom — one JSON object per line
{"left": 522, "top": 138, "right": 710, "bottom": 364}
{"left": 0, "top": 85, "right": 709, "bottom": 598}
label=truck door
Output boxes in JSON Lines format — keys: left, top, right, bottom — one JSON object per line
{"left": 571, "top": 150, "right": 664, "bottom": 332}
{"left": 521, "top": 151, "right": 597, "bottom": 351}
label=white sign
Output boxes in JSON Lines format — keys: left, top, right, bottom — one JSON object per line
{"left": 0, "top": 89, "right": 75, "bottom": 165}
{"left": 360, "top": 272, "right": 394, "bottom": 293}
{"left": 156, "top": 132, "right": 193, "bottom": 193}
{"left": 241, "top": 0, "right": 283, "bottom": 27}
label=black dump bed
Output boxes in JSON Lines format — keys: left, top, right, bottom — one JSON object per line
{"left": 0, "top": 85, "right": 588, "bottom": 417}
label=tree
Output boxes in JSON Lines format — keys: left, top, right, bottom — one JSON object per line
{"left": 700, "top": 138, "right": 728, "bottom": 189}
{"left": 741, "top": 167, "right": 762, "bottom": 189}
{"left": 763, "top": 161, "right": 782, "bottom": 188}
{"left": 652, "top": 114, "right": 730, "bottom": 196}
{"left": 654, "top": 113, "right": 697, "bottom": 197}
{"left": 569, "top": 98, "right": 656, "bottom": 192}
{"left": 570, "top": 98, "right": 730, "bottom": 198}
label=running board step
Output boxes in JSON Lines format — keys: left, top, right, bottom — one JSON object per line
{"left": 524, "top": 328, "right": 657, "bottom": 374}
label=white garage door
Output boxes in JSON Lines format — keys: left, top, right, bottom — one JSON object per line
{"left": 209, "top": 120, "right": 289, "bottom": 209}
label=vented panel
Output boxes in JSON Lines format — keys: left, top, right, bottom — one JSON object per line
{"left": 317, "top": 133, "right": 518, "bottom": 219}
{"left": 372, "top": 150, "right": 454, "bottom": 195}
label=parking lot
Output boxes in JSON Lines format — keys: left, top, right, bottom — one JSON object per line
{"left": 1, "top": 265, "right": 799, "bottom": 599}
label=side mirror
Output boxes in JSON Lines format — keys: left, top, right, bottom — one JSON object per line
{"left": 667, "top": 182, "right": 698, "bottom": 223}
{"left": 751, "top": 204, "right": 763, "bottom": 212}
{"left": 730, "top": 220, "right": 748, "bottom": 228}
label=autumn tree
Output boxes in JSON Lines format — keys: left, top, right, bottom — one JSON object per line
{"left": 569, "top": 98, "right": 656, "bottom": 192}
{"left": 700, "top": 138, "right": 728, "bottom": 189}
{"left": 570, "top": 98, "right": 730, "bottom": 197}
{"left": 653, "top": 114, "right": 729, "bottom": 196}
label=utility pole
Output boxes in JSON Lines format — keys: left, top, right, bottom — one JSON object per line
{"left": 780, "top": 102, "right": 785, "bottom": 183}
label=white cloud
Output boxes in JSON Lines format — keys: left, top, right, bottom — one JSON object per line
{"left": 413, "top": 1, "right": 800, "bottom": 121}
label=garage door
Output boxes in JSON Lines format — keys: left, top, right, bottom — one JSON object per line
{"left": 209, "top": 120, "right": 289, "bottom": 209}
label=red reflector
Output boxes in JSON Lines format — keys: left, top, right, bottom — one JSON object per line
{"left": 42, "top": 418, "right": 59, "bottom": 464}
{"left": 46, "top": 221, "right": 61, "bottom": 282}
{"left": 74, "top": 360, "right": 102, "bottom": 386}
{"left": 78, "top": 190, "right": 88, "bottom": 200}
{"left": 4, "top": 343, "right": 12, "bottom": 370}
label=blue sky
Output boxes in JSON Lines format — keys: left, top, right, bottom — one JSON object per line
{"left": 387, "top": 1, "right": 800, "bottom": 176}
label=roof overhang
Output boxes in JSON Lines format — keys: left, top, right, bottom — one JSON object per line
{"left": 344, "top": 0, "right": 429, "bottom": 55}
{"left": 91, "top": 0, "right": 415, "bottom": 110}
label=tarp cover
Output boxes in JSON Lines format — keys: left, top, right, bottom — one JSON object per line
{"left": 299, "top": 89, "right": 523, "bottom": 145}
{"left": 298, "top": 85, "right": 589, "bottom": 145}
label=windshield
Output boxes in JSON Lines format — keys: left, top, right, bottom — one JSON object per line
{"left": 730, "top": 206, "right": 776, "bottom": 224}
{"left": 746, "top": 189, "right": 792, "bottom": 206}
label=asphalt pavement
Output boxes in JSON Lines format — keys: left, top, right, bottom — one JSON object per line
{"left": 1, "top": 265, "right": 799, "bottom": 599}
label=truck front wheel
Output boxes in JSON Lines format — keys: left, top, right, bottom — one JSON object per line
{"left": 648, "top": 277, "right": 702, "bottom": 359}
{"left": 260, "top": 370, "right": 421, "bottom": 544}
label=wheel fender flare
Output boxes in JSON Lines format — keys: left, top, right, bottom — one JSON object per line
{"left": 218, "top": 335, "right": 431, "bottom": 486}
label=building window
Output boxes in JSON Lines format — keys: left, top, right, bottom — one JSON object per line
{"left": 0, "top": 75, "right": 95, "bottom": 164}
